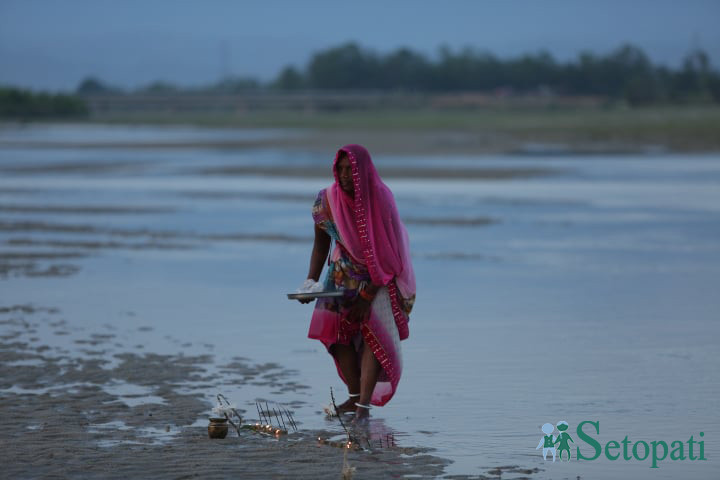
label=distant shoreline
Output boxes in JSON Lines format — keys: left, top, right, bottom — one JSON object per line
{"left": 2, "top": 105, "right": 720, "bottom": 154}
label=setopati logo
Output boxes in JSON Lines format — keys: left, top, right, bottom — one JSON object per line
{"left": 535, "top": 420, "right": 707, "bottom": 469}
{"left": 536, "top": 421, "right": 574, "bottom": 462}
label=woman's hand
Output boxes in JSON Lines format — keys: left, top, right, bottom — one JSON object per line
{"left": 345, "top": 296, "right": 372, "bottom": 323}
{"left": 296, "top": 278, "right": 321, "bottom": 304}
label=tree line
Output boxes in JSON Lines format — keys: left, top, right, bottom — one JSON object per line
{"left": 79, "top": 43, "right": 720, "bottom": 106}
{"left": 272, "top": 43, "right": 720, "bottom": 105}
{"left": 0, "top": 87, "right": 87, "bottom": 119}
{"left": 2, "top": 42, "right": 719, "bottom": 120}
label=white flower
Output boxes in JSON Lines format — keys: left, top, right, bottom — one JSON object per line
{"left": 212, "top": 404, "right": 237, "bottom": 417}
{"left": 323, "top": 404, "right": 338, "bottom": 417}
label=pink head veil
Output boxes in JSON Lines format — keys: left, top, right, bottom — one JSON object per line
{"left": 327, "top": 145, "right": 416, "bottom": 324}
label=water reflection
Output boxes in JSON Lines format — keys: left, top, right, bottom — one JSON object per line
{"left": 1, "top": 124, "right": 719, "bottom": 479}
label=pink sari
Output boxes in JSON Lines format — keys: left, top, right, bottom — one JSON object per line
{"left": 307, "top": 144, "right": 416, "bottom": 406}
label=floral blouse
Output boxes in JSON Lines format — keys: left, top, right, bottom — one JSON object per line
{"left": 312, "top": 189, "right": 372, "bottom": 296}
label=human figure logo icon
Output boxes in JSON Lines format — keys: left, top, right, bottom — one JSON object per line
{"left": 536, "top": 421, "right": 574, "bottom": 462}
{"left": 555, "top": 421, "right": 574, "bottom": 461}
{"left": 536, "top": 423, "right": 557, "bottom": 461}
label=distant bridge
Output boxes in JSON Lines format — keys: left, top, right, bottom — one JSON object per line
{"left": 81, "top": 92, "right": 603, "bottom": 114}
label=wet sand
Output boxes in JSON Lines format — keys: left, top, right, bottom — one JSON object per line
{"left": 0, "top": 305, "right": 455, "bottom": 479}
{"left": 0, "top": 216, "right": 315, "bottom": 280}
{"left": 7, "top": 104, "right": 720, "bottom": 153}
{"left": 195, "top": 164, "right": 556, "bottom": 180}
{"left": 0, "top": 140, "right": 528, "bottom": 478}
{"left": 0, "top": 125, "right": 680, "bottom": 156}
{"left": 3, "top": 123, "right": 718, "bottom": 478}
{"left": 0, "top": 204, "right": 176, "bottom": 214}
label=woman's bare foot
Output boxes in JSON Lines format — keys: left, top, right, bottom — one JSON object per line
{"left": 354, "top": 404, "right": 371, "bottom": 421}
{"left": 335, "top": 397, "right": 357, "bottom": 414}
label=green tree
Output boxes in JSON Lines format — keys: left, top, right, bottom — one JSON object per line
{"left": 307, "top": 42, "right": 380, "bottom": 89}
{"left": 76, "top": 77, "right": 120, "bottom": 94}
{"left": 272, "top": 66, "right": 305, "bottom": 90}
{"left": 0, "top": 87, "right": 87, "bottom": 118}
{"left": 380, "top": 47, "right": 431, "bottom": 90}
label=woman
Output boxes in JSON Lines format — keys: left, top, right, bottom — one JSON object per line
{"left": 300, "top": 144, "right": 415, "bottom": 419}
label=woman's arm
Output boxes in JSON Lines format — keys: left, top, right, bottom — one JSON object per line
{"left": 345, "top": 280, "right": 382, "bottom": 323}
{"left": 298, "top": 225, "right": 330, "bottom": 304}
{"left": 307, "top": 224, "right": 331, "bottom": 282}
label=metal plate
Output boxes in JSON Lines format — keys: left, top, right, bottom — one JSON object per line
{"left": 287, "top": 291, "right": 345, "bottom": 300}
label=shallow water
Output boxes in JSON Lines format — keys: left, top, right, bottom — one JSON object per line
{"left": 1, "top": 123, "right": 719, "bottom": 478}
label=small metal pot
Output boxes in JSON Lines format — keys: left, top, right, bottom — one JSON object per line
{"left": 208, "top": 417, "right": 229, "bottom": 439}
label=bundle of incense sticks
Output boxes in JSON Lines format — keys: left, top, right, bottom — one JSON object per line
{"left": 215, "top": 394, "right": 298, "bottom": 437}
{"left": 250, "top": 400, "right": 298, "bottom": 436}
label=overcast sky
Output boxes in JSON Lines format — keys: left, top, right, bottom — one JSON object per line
{"left": 1, "top": 0, "right": 719, "bottom": 91}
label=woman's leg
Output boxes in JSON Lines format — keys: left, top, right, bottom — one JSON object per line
{"left": 330, "top": 343, "right": 360, "bottom": 411}
{"left": 355, "top": 344, "right": 381, "bottom": 419}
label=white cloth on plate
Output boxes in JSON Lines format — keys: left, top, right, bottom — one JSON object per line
{"left": 297, "top": 278, "right": 323, "bottom": 293}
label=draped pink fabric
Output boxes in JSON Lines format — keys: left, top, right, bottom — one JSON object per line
{"left": 327, "top": 144, "right": 416, "bottom": 339}
{"left": 307, "top": 144, "right": 415, "bottom": 406}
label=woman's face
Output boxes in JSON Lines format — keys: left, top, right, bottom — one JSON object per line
{"left": 336, "top": 155, "right": 354, "bottom": 195}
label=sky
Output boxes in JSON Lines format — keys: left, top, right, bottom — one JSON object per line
{"left": 1, "top": 0, "right": 719, "bottom": 91}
